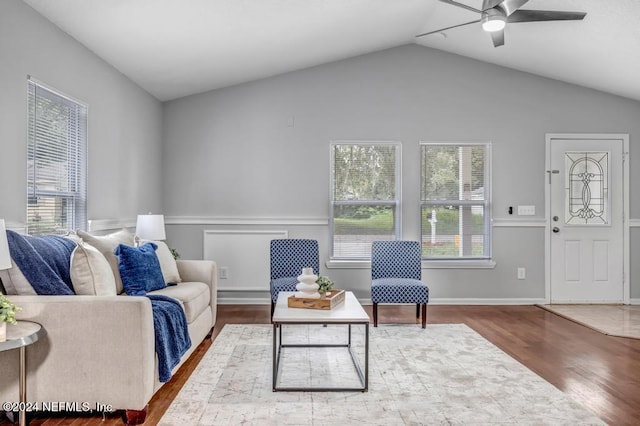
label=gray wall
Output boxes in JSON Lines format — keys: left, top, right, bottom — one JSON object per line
{"left": 0, "top": 0, "right": 163, "bottom": 229}
{"left": 162, "top": 44, "right": 640, "bottom": 303}
{"left": 3, "top": 0, "right": 637, "bottom": 303}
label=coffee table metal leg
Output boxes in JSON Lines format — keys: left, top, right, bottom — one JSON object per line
{"left": 345, "top": 324, "right": 368, "bottom": 391}
{"left": 272, "top": 323, "right": 277, "bottom": 391}
{"left": 364, "top": 323, "right": 369, "bottom": 391}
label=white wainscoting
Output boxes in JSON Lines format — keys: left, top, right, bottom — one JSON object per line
{"left": 203, "top": 229, "right": 288, "bottom": 291}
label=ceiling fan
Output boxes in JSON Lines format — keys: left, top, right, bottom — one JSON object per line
{"left": 416, "top": 0, "right": 586, "bottom": 47}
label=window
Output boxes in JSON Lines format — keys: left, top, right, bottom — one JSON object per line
{"left": 420, "top": 142, "right": 491, "bottom": 259}
{"left": 27, "top": 78, "right": 87, "bottom": 235}
{"left": 330, "top": 142, "right": 401, "bottom": 259}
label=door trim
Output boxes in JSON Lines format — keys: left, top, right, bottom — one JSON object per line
{"left": 544, "top": 133, "right": 630, "bottom": 304}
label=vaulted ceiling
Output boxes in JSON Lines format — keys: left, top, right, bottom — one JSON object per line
{"left": 21, "top": 0, "right": 640, "bottom": 102}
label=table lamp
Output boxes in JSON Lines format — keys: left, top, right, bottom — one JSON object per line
{"left": 135, "top": 213, "right": 166, "bottom": 246}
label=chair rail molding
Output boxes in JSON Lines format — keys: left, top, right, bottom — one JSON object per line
{"left": 166, "top": 216, "right": 328, "bottom": 226}
{"left": 87, "top": 216, "right": 329, "bottom": 232}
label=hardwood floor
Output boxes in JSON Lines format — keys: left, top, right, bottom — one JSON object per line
{"left": 5, "top": 304, "right": 640, "bottom": 425}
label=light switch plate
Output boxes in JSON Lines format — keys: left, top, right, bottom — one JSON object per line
{"left": 517, "top": 205, "right": 535, "bottom": 215}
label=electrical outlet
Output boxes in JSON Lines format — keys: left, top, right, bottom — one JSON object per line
{"left": 517, "top": 267, "right": 526, "bottom": 280}
{"left": 220, "top": 267, "right": 229, "bottom": 279}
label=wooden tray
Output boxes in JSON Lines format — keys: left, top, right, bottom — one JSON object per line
{"left": 287, "top": 289, "right": 346, "bottom": 310}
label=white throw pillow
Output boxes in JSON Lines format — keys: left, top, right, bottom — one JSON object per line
{"left": 0, "top": 269, "right": 11, "bottom": 294}
{"left": 0, "top": 260, "right": 36, "bottom": 295}
{"left": 70, "top": 241, "right": 117, "bottom": 296}
{"left": 77, "top": 229, "right": 135, "bottom": 294}
{"left": 140, "top": 239, "right": 182, "bottom": 284}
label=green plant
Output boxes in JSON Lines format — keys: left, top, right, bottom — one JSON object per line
{"left": 0, "top": 294, "right": 20, "bottom": 324}
{"left": 170, "top": 247, "right": 180, "bottom": 260}
{"left": 316, "top": 276, "right": 334, "bottom": 294}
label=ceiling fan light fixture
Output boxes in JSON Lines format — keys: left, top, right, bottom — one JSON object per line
{"left": 481, "top": 9, "right": 506, "bottom": 32}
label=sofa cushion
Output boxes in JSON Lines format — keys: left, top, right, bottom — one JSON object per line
{"left": 140, "top": 239, "right": 181, "bottom": 284}
{"left": 0, "top": 269, "right": 8, "bottom": 294}
{"left": 115, "top": 243, "right": 165, "bottom": 295}
{"left": 1, "top": 236, "right": 117, "bottom": 296}
{"left": 77, "top": 229, "right": 135, "bottom": 294}
{"left": 149, "top": 281, "right": 210, "bottom": 323}
{"left": 0, "top": 260, "right": 36, "bottom": 295}
{"left": 70, "top": 241, "right": 117, "bottom": 296}
{"left": 5, "top": 231, "right": 75, "bottom": 295}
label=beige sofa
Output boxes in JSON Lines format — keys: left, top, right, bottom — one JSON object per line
{"left": 0, "top": 232, "right": 217, "bottom": 425}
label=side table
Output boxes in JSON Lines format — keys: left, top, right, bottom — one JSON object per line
{"left": 0, "top": 321, "right": 46, "bottom": 426}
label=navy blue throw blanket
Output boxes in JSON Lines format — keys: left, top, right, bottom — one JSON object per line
{"left": 6, "top": 230, "right": 76, "bottom": 295}
{"left": 147, "top": 294, "right": 192, "bottom": 382}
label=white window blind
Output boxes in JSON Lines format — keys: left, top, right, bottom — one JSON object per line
{"left": 330, "top": 142, "right": 401, "bottom": 259}
{"left": 420, "top": 142, "right": 491, "bottom": 259}
{"left": 27, "top": 78, "right": 87, "bottom": 235}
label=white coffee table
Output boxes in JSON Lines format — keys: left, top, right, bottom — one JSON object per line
{"left": 272, "top": 291, "right": 369, "bottom": 392}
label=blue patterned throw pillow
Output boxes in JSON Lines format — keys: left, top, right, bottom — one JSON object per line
{"left": 114, "top": 243, "right": 166, "bottom": 295}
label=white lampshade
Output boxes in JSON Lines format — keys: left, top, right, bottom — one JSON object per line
{"left": 0, "top": 219, "right": 11, "bottom": 270}
{"left": 135, "top": 214, "right": 166, "bottom": 241}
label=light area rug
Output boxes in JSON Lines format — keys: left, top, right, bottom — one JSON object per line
{"left": 160, "top": 324, "right": 604, "bottom": 425}
{"left": 538, "top": 304, "right": 640, "bottom": 339}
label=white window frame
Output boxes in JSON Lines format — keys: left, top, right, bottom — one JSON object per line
{"left": 27, "top": 78, "right": 88, "bottom": 235}
{"left": 420, "top": 141, "right": 492, "bottom": 263}
{"left": 329, "top": 141, "right": 402, "bottom": 261}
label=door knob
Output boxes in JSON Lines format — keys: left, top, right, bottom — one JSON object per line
{"left": 552, "top": 227, "right": 560, "bottom": 233}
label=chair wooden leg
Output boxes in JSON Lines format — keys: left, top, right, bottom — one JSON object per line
{"left": 373, "top": 303, "right": 378, "bottom": 327}
{"left": 421, "top": 304, "right": 427, "bottom": 329}
{"left": 416, "top": 303, "right": 420, "bottom": 319}
{"left": 271, "top": 301, "right": 275, "bottom": 322}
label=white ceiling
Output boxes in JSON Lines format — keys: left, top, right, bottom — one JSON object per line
{"left": 21, "top": 0, "right": 640, "bottom": 102}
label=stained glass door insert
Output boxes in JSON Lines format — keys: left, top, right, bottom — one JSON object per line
{"left": 564, "top": 151, "right": 609, "bottom": 225}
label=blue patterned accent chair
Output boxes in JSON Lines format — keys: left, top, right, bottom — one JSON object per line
{"left": 270, "top": 239, "right": 319, "bottom": 317}
{"left": 371, "top": 240, "right": 429, "bottom": 328}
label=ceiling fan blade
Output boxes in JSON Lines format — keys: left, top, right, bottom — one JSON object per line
{"left": 490, "top": 29, "right": 505, "bottom": 47}
{"left": 508, "top": 9, "right": 587, "bottom": 23}
{"left": 499, "top": 0, "right": 529, "bottom": 16}
{"left": 415, "top": 19, "right": 481, "bottom": 38}
{"left": 439, "top": 0, "right": 482, "bottom": 14}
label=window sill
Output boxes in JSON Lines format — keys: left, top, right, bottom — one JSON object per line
{"left": 326, "top": 260, "right": 371, "bottom": 269}
{"left": 326, "top": 259, "right": 496, "bottom": 269}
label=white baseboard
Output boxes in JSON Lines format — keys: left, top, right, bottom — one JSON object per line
{"left": 217, "top": 296, "right": 548, "bottom": 305}
{"left": 426, "top": 298, "right": 548, "bottom": 305}
{"left": 218, "top": 297, "right": 272, "bottom": 305}
{"left": 218, "top": 297, "right": 639, "bottom": 305}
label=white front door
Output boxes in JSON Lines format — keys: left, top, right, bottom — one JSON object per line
{"left": 546, "top": 134, "right": 628, "bottom": 303}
